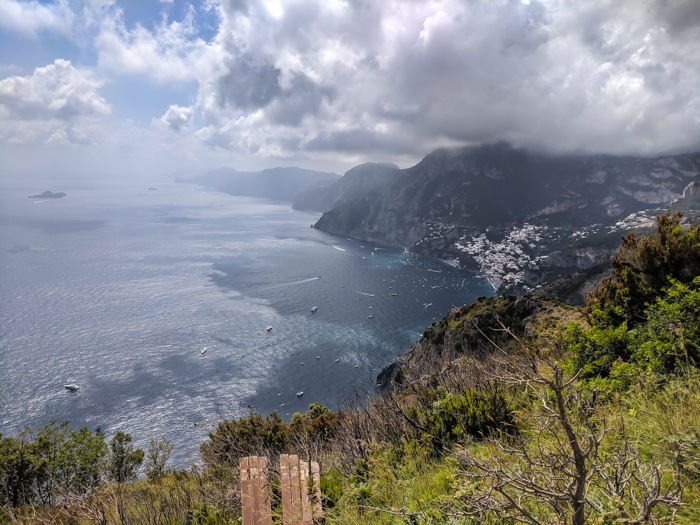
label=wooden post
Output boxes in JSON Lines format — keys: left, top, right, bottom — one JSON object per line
{"left": 240, "top": 457, "right": 253, "bottom": 525}
{"left": 250, "top": 456, "right": 261, "bottom": 524}
{"left": 280, "top": 454, "right": 293, "bottom": 524}
{"left": 311, "top": 461, "right": 322, "bottom": 518}
{"left": 300, "top": 460, "right": 312, "bottom": 524}
{"left": 289, "top": 455, "right": 301, "bottom": 524}
{"left": 259, "top": 456, "right": 272, "bottom": 525}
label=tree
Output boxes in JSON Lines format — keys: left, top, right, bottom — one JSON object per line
{"left": 0, "top": 430, "right": 39, "bottom": 509}
{"left": 200, "top": 412, "right": 288, "bottom": 468}
{"left": 144, "top": 436, "right": 173, "bottom": 481}
{"left": 452, "top": 326, "right": 683, "bottom": 525}
{"left": 106, "top": 431, "right": 144, "bottom": 483}
{"left": 586, "top": 211, "right": 700, "bottom": 328}
{"left": 33, "top": 420, "right": 107, "bottom": 505}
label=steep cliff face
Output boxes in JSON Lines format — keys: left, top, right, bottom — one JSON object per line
{"left": 377, "top": 295, "right": 586, "bottom": 387}
{"left": 293, "top": 162, "right": 400, "bottom": 212}
{"left": 315, "top": 143, "right": 700, "bottom": 292}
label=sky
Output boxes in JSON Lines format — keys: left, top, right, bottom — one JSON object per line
{"left": 1, "top": 0, "right": 700, "bottom": 180}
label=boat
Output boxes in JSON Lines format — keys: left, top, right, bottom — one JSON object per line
{"left": 266, "top": 326, "right": 273, "bottom": 332}
{"left": 390, "top": 293, "right": 398, "bottom": 296}
{"left": 335, "top": 359, "right": 340, "bottom": 363}
{"left": 367, "top": 315, "right": 373, "bottom": 318}
{"left": 316, "top": 355, "right": 320, "bottom": 359}
{"left": 311, "top": 306, "right": 318, "bottom": 312}
{"left": 296, "top": 391, "right": 304, "bottom": 397}
{"left": 64, "top": 384, "right": 80, "bottom": 392}
{"left": 200, "top": 347, "right": 207, "bottom": 356}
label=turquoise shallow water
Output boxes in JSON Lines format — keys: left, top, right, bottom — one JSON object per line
{"left": 0, "top": 179, "right": 494, "bottom": 463}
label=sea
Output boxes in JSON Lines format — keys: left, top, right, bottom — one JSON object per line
{"left": 0, "top": 177, "right": 494, "bottom": 464}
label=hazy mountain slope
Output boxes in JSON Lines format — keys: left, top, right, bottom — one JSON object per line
{"left": 315, "top": 143, "right": 700, "bottom": 292}
{"left": 176, "top": 166, "right": 340, "bottom": 202}
{"left": 292, "top": 162, "right": 400, "bottom": 212}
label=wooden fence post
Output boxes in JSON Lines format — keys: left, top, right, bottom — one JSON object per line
{"left": 280, "top": 454, "right": 293, "bottom": 523}
{"left": 259, "top": 456, "right": 272, "bottom": 525}
{"left": 242, "top": 454, "right": 323, "bottom": 525}
{"left": 240, "top": 457, "right": 253, "bottom": 525}
{"left": 290, "top": 454, "right": 301, "bottom": 523}
{"left": 300, "top": 460, "right": 312, "bottom": 524}
{"left": 311, "top": 461, "right": 322, "bottom": 519}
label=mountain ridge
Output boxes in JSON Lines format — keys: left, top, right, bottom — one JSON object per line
{"left": 313, "top": 143, "right": 700, "bottom": 294}
{"left": 175, "top": 166, "right": 340, "bottom": 202}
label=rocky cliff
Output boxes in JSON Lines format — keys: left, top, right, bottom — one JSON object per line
{"left": 377, "top": 295, "right": 586, "bottom": 387}
{"left": 315, "top": 143, "right": 700, "bottom": 293}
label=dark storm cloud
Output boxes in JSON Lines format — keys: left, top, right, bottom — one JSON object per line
{"left": 306, "top": 127, "right": 418, "bottom": 155}
{"left": 217, "top": 53, "right": 282, "bottom": 111}
{"left": 266, "top": 74, "right": 334, "bottom": 127}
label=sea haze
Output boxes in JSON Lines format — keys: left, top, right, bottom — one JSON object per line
{"left": 0, "top": 179, "right": 494, "bottom": 463}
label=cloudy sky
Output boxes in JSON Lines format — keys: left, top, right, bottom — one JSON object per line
{"left": 1, "top": 0, "right": 700, "bottom": 179}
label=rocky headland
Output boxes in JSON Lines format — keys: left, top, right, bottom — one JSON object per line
{"left": 311, "top": 143, "right": 700, "bottom": 299}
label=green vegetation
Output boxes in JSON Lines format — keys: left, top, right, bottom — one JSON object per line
{"left": 2, "top": 212, "right": 699, "bottom": 524}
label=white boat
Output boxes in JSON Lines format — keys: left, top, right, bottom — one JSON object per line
{"left": 367, "top": 315, "right": 373, "bottom": 318}
{"left": 296, "top": 391, "right": 304, "bottom": 397}
{"left": 335, "top": 359, "right": 340, "bottom": 363}
{"left": 311, "top": 306, "right": 318, "bottom": 312}
{"left": 316, "top": 355, "right": 320, "bottom": 359}
{"left": 266, "top": 326, "right": 273, "bottom": 332}
{"left": 200, "top": 347, "right": 207, "bottom": 356}
{"left": 64, "top": 384, "right": 80, "bottom": 391}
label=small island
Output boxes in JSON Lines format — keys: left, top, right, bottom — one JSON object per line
{"left": 28, "top": 191, "right": 67, "bottom": 199}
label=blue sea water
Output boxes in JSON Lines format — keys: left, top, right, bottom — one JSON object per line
{"left": 0, "top": 178, "right": 494, "bottom": 464}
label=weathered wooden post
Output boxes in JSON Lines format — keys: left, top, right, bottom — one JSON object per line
{"left": 311, "top": 461, "right": 322, "bottom": 518}
{"left": 258, "top": 456, "right": 272, "bottom": 525}
{"left": 300, "top": 460, "right": 312, "bottom": 524}
{"left": 240, "top": 456, "right": 272, "bottom": 525}
{"left": 280, "top": 454, "right": 293, "bottom": 522}
{"left": 244, "top": 454, "right": 322, "bottom": 524}
{"left": 240, "top": 457, "right": 253, "bottom": 525}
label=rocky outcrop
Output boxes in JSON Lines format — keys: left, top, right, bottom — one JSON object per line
{"left": 682, "top": 181, "right": 700, "bottom": 200}
{"left": 381, "top": 295, "right": 586, "bottom": 387}
{"left": 29, "top": 191, "right": 66, "bottom": 199}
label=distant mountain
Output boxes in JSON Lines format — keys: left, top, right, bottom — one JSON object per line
{"left": 293, "top": 162, "right": 400, "bottom": 212}
{"left": 314, "top": 143, "right": 700, "bottom": 293}
{"left": 176, "top": 166, "right": 340, "bottom": 202}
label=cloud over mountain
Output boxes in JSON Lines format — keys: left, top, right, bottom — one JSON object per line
{"left": 1, "top": 0, "right": 700, "bottom": 172}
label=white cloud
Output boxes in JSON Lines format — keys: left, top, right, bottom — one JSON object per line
{"left": 0, "top": 59, "right": 110, "bottom": 144}
{"left": 158, "top": 104, "right": 194, "bottom": 132}
{"left": 0, "top": 0, "right": 75, "bottom": 37}
{"left": 95, "top": 5, "right": 211, "bottom": 83}
{"left": 173, "top": 0, "right": 700, "bottom": 160}
{"left": 3, "top": 0, "right": 700, "bottom": 173}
